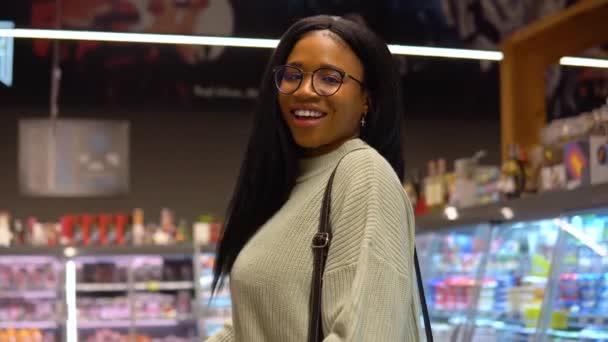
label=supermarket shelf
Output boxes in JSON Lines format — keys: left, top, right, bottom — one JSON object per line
{"left": 79, "top": 320, "right": 132, "bottom": 329}
{"left": 0, "top": 290, "right": 57, "bottom": 298}
{"left": 134, "top": 281, "right": 194, "bottom": 291}
{"left": 135, "top": 317, "right": 196, "bottom": 327}
{"left": 565, "top": 313, "right": 608, "bottom": 331}
{"left": 0, "top": 244, "right": 202, "bottom": 257}
{"left": 548, "top": 328, "right": 608, "bottom": 339}
{"left": 416, "top": 183, "right": 608, "bottom": 232}
{"left": 474, "top": 319, "right": 536, "bottom": 335}
{"left": 76, "top": 281, "right": 194, "bottom": 292}
{"left": 0, "top": 246, "right": 63, "bottom": 257}
{"left": 76, "top": 283, "right": 129, "bottom": 292}
{"left": 0, "top": 321, "right": 57, "bottom": 329}
{"left": 78, "top": 317, "right": 195, "bottom": 329}
{"left": 431, "top": 309, "right": 467, "bottom": 323}
{"left": 70, "top": 244, "right": 195, "bottom": 257}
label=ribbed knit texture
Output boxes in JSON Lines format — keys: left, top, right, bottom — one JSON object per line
{"left": 206, "top": 138, "right": 420, "bottom": 342}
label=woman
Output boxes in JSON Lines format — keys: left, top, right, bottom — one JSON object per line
{"left": 207, "top": 15, "right": 419, "bottom": 341}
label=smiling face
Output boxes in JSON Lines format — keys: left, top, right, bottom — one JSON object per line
{"left": 278, "top": 30, "right": 369, "bottom": 157}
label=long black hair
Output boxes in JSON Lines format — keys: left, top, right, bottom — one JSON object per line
{"left": 212, "top": 15, "right": 405, "bottom": 293}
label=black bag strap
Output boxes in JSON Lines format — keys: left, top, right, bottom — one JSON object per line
{"left": 415, "top": 248, "right": 434, "bottom": 341}
{"left": 308, "top": 148, "right": 433, "bottom": 341}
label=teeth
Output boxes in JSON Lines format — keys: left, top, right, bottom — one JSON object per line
{"left": 294, "top": 110, "right": 325, "bottom": 118}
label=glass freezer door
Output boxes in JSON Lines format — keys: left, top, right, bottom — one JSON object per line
{"left": 419, "top": 224, "right": 492, "bottom": 342}
{"left": 538, "top": 209, "right": 608, "bottom": 342}
{"left": 470, "top": 218, "right": 560, "bottom": 341}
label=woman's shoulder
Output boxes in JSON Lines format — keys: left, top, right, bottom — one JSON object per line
{"left": 337, "top": 146, "right": 401, "bottom": 188}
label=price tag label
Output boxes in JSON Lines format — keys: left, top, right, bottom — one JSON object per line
{"left": 146, "top": 281, "right": 160, "bottom": 292}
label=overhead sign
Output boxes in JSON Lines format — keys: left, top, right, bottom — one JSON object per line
{"left": 19, "top": 119, "right": 130, "bottom": 197}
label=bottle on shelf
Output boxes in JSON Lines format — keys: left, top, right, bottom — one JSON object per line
{"left": 498, "top": 144, "right": 527, "bottom": 199}
{"left": 11, "top": 219, "right": 25, "bottom": 246}
{"left": 0, "top": 211, "right": 12, "bottom": 247}
{"left": 81, "top": 214, "right": 94, "bottom": 246}
{"left": 424, "top": 160, "right": 442, "bottom": 212}
{"left": 98, "top": 214, "right": 112, "bottom": 246}
{"left": 114, "top": 213, "right": 128, "bottom": 245}
{"left": 132, "top": 208, "right": 145, "bottom": 246}
{"left": 450, "top": 158, "right": 477, "bottom": 208}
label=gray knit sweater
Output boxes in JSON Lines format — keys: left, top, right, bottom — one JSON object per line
{"left": 206, "top": 138, "right": 420, "bottom": 341}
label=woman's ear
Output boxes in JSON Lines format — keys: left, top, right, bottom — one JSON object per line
{"left": 361, "top": 89, "right": 371, "bottom": 114}
{"left": 364, "top": 95, "right": 371, "bottom": 114}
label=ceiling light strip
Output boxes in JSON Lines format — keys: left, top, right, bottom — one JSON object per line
{"left": 0, "top": 28, "right": 606, "bottom": 68}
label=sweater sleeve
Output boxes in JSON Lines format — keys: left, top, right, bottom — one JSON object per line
{"left": 320, "top": 150, "right": 420, "bottom": 341}
{"left": 204, "top": 320, "right": 235, "bottom": 342}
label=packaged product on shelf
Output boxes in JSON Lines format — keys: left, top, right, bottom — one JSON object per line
{"left": 474, "top": 165, "right": 500, "bottom": 205}
{"left": 60, "top": 215, "right": 74, "bottom": 245}
{"left": 132, "top": 208, "right": 145, "bottom": 246}
{"left": 0, "top": 329, "right": 54, "bottom": 342}
{"left": 450, "top": 158, "right": 477, "bottom": 208}
{"left": 423, "top": 160, "right": 445, "bottom": 212}
{"left": 176, "top": 290, "right": 192, "bottom": 315}
{"left": 114, "top": 213, "right": 129, "bottom": 245}
{"left": 497, "top": 145, "right": 527, "bottom": 199}
{"left": 599, "top": 274, "right": 608, "bottom": 314}
{"left": 11, "top": 219, "right": 25, "bottom": 246}
{"left": 524, "top": 145, "right": 544, "bottom": 194}
{"left": 80, "top": 260, "right": 128, "bottom": 283}
{"left": 402, "top": 170, "right": 420, "bottom": 211}
{"left": 0, "top": 211, "right": 12, "bottom": 247}
{"left": 541, "top": 101, "right": 608, "bottom": 190}
{"left": 161, "top": 208, "right": 176, "bottom": 238}
{"left": 83, "top": 330, "right": 193, "bottom": 342}
{"left": 134, "top": 292, "right": 192, "bottom": 320}
{"left": 564, "top": 135, "right": 608, "bottom": 189}
{"left": 194, "top": 215, "right": 222, "bottom": 246}
{"left": 78, "top": 296, "right": 130, "bottom": 322}
{"left": 175, "top": 220, "right": 188, "bottom": 243}
{"left": 0, "top": 298, "right": 55, "bottom": 321}
{"left": 80, "top": 214, "right": 94, "bottom": 246}
{"left": 27, "top": 218, "right": 47, "bottom": 247}
{"left": 98, "top": 214, "right": 112, "bottom": 246}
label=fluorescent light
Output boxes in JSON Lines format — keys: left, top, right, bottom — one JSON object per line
{"left": 0, "top": 28, "right": 279, "bottom": 48}
{"left": 0, "top": 28, "right": 606, "bottom": 68}
{"left": 444, "top": 206, "right": 459, "bottom": 221}
{"left": 388, "top": 45, "right": 502, "bottom": 61}
{"left": 63, "top": 246, "right": 76, "bottom": 258}
{"left": 65, "top": 260, "right": 78, "bottom": 342}
{"left": 500, "top": 207, "right": 514, "bottom": 220}
{"left": 560, "top": 56, "right": 608, "bottom": 68}
{"left": 554, "top": 218, "right": 608, "bottom": 257}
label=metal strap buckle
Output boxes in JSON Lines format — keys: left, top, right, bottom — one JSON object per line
{"left": 312, "top": 232, "right": 330, "bottom": 249}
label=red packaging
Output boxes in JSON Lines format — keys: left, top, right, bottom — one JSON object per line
{"left": 81, "top": 214, "right": 95, "bottom": 246}
{"left": 210, "top": 222, "right": 222, "bottom": 243}
{"left": 60, "top": 215, "right": 74, "bottom": 245}
{"left": 114, "top": 214, "right": 128, "bottom": 245}
{"left": 98, "top": 214, "right": 112, "bottom": 246}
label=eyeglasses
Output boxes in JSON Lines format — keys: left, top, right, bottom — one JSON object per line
{"left": 273, "top": 65, "right": 363, "bottom": 97}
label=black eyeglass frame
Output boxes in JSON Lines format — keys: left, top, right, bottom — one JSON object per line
{"left": 273, "top": 65, "right": 364, "bottom": 96}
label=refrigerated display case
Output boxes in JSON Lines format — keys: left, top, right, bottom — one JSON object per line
{"left": 415, "top": 183, "right": 608, "bottom": 342}
{"left": 0, "top": 244, "right": 221, "bottom": 341}
{"left": 0, "top": 254, "right": 62, "bottom": 342}
{"left": 417, "top": 224, "right": 492, "bottom": 341}
{"left": 198, "top": 251, "right": 232, "bottom": 339}
{"left": 469, "top": 218, "right": 560, "bottom": 342}
{"left": 73, "top": 248, "right": 199, "bottom": 341}
{"left": 537, "top": 209, "right": 608, "bottom": 342}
